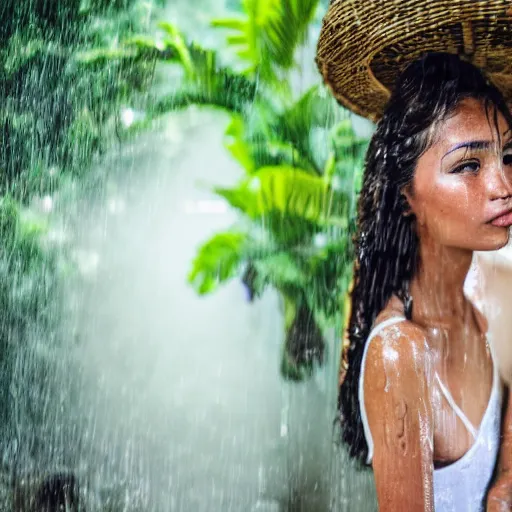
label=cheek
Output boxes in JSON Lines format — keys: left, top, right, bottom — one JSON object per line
{"left": 439, "top": 179, "right": 473, "bottom": 210}
{"left": 418, "top": 182, "right": 473, "bottom": 222}
{"left": 416, "top": 182, "right": 481, "bottom": 238}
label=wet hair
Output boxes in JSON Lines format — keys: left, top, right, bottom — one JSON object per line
{"left": 34, "top": 472, "right": 80, "bottom": 512}
{"left": 339, "top": 52, "right": 512, "bottom": 463}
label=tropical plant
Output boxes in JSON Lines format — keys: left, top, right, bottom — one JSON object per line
{"left": 0, "top": 0, "right": 164, "bottom": 480}
{"left": 0, "top": 0, "right": 162, "bottom": 324}
{"left": 128, "top": 0, "right": 369, "bottom": 380}
{"left": 0, "top": 0, "right": 164, "bottom": 199}
{"left": 188, "top": 118, "right": 367, "bottom": 380}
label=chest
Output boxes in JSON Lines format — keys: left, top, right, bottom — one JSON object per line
{"left": 429, "top": 329, "right": 495, "bottom": 465}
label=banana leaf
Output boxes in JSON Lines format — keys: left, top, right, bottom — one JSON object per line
{"left": 215, "top": 165, "right": 349, "bottom": 228}
{"left": 188, "top": 231, "right": 248, "bottom": 295}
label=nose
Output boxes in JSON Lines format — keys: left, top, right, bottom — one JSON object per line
{"left": 486, "top": 160, "right": 512, "bottom": 201}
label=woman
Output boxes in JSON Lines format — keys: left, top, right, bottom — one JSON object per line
{"left": 316, "top": 3, "right": 512, "bottom": 509}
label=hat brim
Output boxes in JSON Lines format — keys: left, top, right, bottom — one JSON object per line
{"left": 316, "top": 0, "right": 512, "bottom": 122}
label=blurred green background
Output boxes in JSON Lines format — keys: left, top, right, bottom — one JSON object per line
{"left": 0, "top": 0, "right": 377, "bottom": 510}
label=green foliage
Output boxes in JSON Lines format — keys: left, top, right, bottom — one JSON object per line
{"left": 133, "top": 23, "right": 260, "bottom": 115}
{"left": 0, "top": 0, "right": 161, "bottom": 465}
{"left": 136, "top": 1, "right": 369, "bottom": 380}
{"left": 188, "top": 232, "right": 248, "bottom": 294}
{"left": 281, "top": 299, "right": 325, "bottom": 380}
{"left": 0, "top": 0, "right": 157, "bottom": 199}
{"left": 211, "top": 0, "right": 320, "bottom": 87}
{"left": 0, "top": 0, "right": 159, "bottom": 335}
{"left": 0, "top": 196, "right": 59, "bottom": 440}
{"left": 215, "top": 165, "right": 348, "bottom": 226}
{"left": 0, "top": 198, "right": 57, "bottom": 337}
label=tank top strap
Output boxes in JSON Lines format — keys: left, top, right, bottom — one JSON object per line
{"left": 366, "top": 316, "right": 407, "bottom": 343}
{"left": 434, "top": 331, "right": 499, "bottom": 441}
{"left": 434, "top": 373, "right": 478, "bottom": 439}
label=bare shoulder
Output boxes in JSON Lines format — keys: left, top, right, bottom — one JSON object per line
{"left": 363, "top": 308, "right": 434, "bottom": 508}
{"left": 365, "top": 319, "right": 431, "bottom": 378}
{"left": 364, "top": 319, "right": 433, "bottom": 463}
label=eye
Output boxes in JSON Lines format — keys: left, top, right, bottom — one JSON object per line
{"left": 503, "top": 146, "right": 512, "bottom": 166}
{"left": 450, "top": 160, "right": 479, "bottom": 174}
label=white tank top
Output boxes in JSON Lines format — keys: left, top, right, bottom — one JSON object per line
{"left": 359, "top": 316, "right": 502, "bottom": 511}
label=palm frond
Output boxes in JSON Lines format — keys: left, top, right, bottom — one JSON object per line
{"left": 287, "top": 0, "right": 321, "bottom": 44}
{"left": 252, "top": 252, "right": 307, "bottom": 291}
{"left": 281, "top": 85, "right": 339, "bottom": 130}
{"left": 188, "top": 231, "right": 248, "bottom": 295}
{"left": 215, "top": 165, "right": 349, "bottom": 228}
{"left": 250, "top": 140, "right": 318, "bottom": 173}
{"left": 75, "top": 47, "right": 139, "bottom": 64}
{"left": 223, "top": 113, "right": 318, "bottom": 173}
{"left": 157, "top": 21, "right": 196, "bottom": 76}
{"left": 212, "top": 0, "right": 321, "bottom": 85}
{"left": 141, "top": 29, "right": 259, "bottom": 115}
{"left": 224, "top": 114, "right": 256, "bottom": 172}
{"left": 151, "top": 74, "right": 256, "bottom": 115}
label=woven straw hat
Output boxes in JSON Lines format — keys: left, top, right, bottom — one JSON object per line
{"left": 316, "top": 0, "right": 512, "bottom": 122}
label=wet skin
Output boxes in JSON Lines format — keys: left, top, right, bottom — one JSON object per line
{"left": 364, "top": 98, "right": 512, "bottom": 511}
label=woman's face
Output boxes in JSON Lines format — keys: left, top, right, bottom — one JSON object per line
{"left": 407, "top": 98, "right": 512, "bottom": 252}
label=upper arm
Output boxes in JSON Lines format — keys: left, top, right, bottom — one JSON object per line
{"left": 364, "top": 324, "right": 434, "bottom": 512}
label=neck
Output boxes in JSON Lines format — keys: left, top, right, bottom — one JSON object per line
{"left": 409, "top": 238, "right": 473, "bottom": 328}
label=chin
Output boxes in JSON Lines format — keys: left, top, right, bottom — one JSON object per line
{"left": 477, "top": 228, "right": 511, "bottom": 252}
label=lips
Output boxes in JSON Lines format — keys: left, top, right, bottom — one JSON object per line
{"left": 490, "top": 209, "right": 512, "bottom": 228}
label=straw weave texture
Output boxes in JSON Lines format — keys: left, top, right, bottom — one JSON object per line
{"left": 316, "top": 0, "right": 512, "bottom": 121}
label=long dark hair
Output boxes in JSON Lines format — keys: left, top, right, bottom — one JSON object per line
{"left": 340, "top": 52, "right": 512, "bottom": 463}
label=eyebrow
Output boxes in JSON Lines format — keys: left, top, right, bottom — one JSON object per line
{"left": 442, "top": 129, "right": 512, "bottom": 160}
